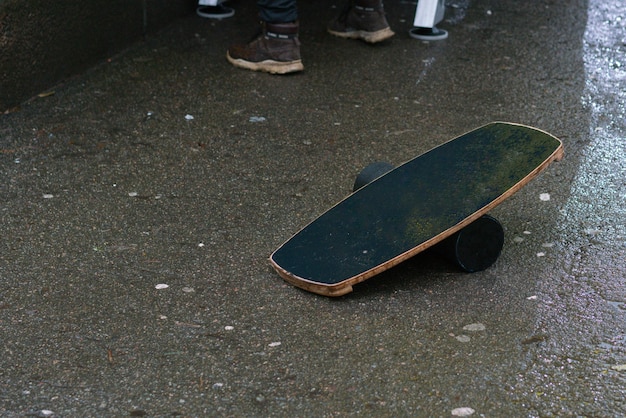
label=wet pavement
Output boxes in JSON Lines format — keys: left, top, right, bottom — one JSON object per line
{"left": 1, "top": 0, "right": 625, "bottom": 416}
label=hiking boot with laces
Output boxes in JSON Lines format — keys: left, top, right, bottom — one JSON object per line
{"left": 227, "top": 21, "right": 303, "bottom": 74}
{"left": 328, "top": 0, "right": 394, "bottom": 43}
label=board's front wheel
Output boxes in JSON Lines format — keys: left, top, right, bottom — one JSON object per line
{"left": 353, "top": 161, "right": 394, "bottom": 192}
{"left": 436, "top": 215, "right": 504, "bottom": 272}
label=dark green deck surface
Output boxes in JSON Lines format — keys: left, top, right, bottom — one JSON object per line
{"left": 271, "top": 123, "right": 562, "bottom": 286}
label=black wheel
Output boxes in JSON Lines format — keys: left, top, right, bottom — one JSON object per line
{"left": 353, "top": 161, "right": 394, "bottom": 192}
{"left": 434, "top": 215, "right": 504, "bottom": 272}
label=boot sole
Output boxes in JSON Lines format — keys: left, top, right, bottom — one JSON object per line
{"left": 328, "top": 27, "right": 395, "bottom": 43}
{"left": 226, "top": 52, "right": 304, "bottom": 74}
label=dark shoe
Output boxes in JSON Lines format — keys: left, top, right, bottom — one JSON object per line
{"left": 227, "top": 21, "right": 303, "bottom": 74}
{"left": 197, "top": 4, "right": 234, "bottom": 19}
{"left": 328, "top": 0, "right": 394, "bottom": 43}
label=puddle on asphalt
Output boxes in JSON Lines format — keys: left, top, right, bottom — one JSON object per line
{"left": 535, "top": 0, "right": 626, "bottom": 368}
{"left": 566, "top": 0, "right": 625, "bottom": 272}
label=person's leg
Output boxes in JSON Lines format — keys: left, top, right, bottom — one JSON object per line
{"left": 257, "top": 0, "right": 298, "bottom": 23}
{"left": 328, "top": 0, "right": 394, "bottom": 43}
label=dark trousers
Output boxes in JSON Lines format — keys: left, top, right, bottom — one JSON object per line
{"left": 257, "top": 0, "right": 298, "bottom": 23}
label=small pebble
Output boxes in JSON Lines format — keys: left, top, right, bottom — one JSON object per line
{"left": 452, "top": 407, "right": 475, "bottom": 416}
{"left": 463, "top": 323, "right": 486, "bottom": 332}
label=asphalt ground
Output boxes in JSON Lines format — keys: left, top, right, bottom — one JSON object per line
{"left": 1, "top": 0, "right": 625, "bottom": 416}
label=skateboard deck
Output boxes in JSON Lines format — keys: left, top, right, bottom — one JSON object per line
{"left": 270, "top": 122, "right": 563, "bottom": 297}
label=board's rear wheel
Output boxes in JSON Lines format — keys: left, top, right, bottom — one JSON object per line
{"left": 353, "top": 162, "right": 394, "bottom": 192}
{"left": 435, "top": 215, "right": 504, "bottom": 272}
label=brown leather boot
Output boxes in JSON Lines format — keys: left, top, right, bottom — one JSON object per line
{"left": 328, "top": 0, "right": 394, "bottom": 43}
{"left": 227, "top": 21, "right": 303, "bottom": 74}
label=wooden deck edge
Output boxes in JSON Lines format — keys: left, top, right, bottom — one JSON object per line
{"left": 268, "top": 259, "right": 354, "bottom": 297}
